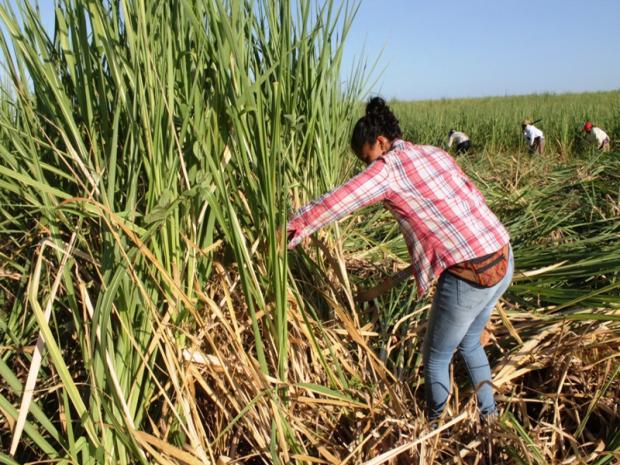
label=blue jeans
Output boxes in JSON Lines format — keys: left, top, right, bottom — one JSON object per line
{"left": 422, "top": 246, "right": 514, "bottom": 420}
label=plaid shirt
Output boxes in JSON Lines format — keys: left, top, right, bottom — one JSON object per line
{"left": 287, "top": 139, "right": 510, "bottom": 295}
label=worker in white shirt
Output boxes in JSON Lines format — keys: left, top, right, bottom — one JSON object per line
{"left": 447, "top": 129, "right": 471, "bottom": 155}
{"left": 583, "top": 121, "right": 610, "bottom": 152}
{"left": 521, "top": 119, "right": 544, "bottom": 154}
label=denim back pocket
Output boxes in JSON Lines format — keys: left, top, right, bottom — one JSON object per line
{"left": 455, "top": 277, "right": 489, "bottom": 309}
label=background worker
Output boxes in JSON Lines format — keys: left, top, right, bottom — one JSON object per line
{"left": 522, "top": 119, "right": 545, "bottom": 154}
{"left": 583, "top": 121, "right": 610, "bottom": 152}
{"left": 447, "top": 129, "right": 471, "bottom": 155}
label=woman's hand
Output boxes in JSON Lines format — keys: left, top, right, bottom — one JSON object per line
{"left": 276, "top": 226, "right": 297, "bottom": 249}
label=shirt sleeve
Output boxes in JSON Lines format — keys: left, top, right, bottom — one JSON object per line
{"left": 594, "top": 128, "right": 608, "bottom": 144}
{"left": 447, "top": 134, "right": 454, "bottom": 148}
{"left": 287, "top": 158, "right": 391, "bottom": 248}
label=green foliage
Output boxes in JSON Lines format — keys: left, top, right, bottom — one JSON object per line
{"left": 0, "top": 0, "right": 363, "bottom": 462}
{"left": 0, "top": 0, "right": 618, "bottom": 462}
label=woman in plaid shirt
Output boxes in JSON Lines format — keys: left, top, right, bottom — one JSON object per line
{"left": 287, "top": 97, "right": 513, "bottom": 424}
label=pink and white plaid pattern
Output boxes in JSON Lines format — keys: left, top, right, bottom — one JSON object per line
{"left": 287, "top": 139, "right": 510, "bottom": 295}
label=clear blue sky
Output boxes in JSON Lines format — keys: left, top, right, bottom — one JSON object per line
{"left": 342, "top": 0, "right": 620, "bottom": 100}
{"left": 15, "top": 0, "right": 620, "bottom": 101}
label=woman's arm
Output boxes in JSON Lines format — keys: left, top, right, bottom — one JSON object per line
{"left": 287, "top": 158, "right": 390, "bottom": 249}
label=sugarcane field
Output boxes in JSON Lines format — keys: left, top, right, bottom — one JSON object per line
{"left": 0, "top": 1, "right": 619, "bottom": 464}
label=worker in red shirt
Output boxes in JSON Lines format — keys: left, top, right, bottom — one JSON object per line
{"left": 287, "top": 97, "right": 513, "bottom": 425}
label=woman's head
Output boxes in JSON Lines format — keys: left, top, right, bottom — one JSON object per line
{"left": 351, "top": 97, "right": 402, "bottom": 164}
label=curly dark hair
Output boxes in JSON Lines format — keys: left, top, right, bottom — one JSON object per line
{"left": 351, "top": 97, "right": 403, "bottom": 156}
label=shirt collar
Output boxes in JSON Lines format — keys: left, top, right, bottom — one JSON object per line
{"left": 390, "top": 138, "right": 406, "bottom": 151}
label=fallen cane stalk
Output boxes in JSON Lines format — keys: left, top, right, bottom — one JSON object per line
{"left": 361, "top": 412, "right": 468, "bottom": 465}
{"left": 10, "top": 235, "right": 77, "bottom": 456}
